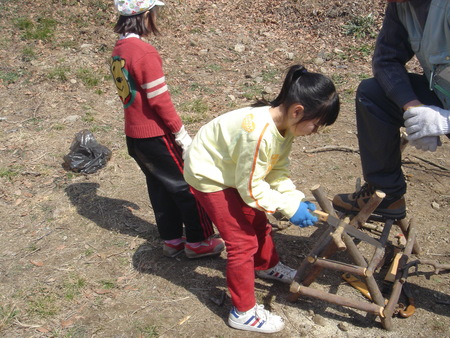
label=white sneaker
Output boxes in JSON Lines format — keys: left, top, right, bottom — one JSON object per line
{"left": 228, "top": 304, "right": 285, "bottom": 333}
{"left": 255, "top": 261, "right": 296, "bottom": 284}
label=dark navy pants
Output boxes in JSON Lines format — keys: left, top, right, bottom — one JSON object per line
{"left": 356, "top": 74, "right": 443, "bottom": 196}
{"left": 127, "top": 134, "right": 214, "bottom": 242}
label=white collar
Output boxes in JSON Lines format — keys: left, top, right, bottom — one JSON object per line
{"left": 119, "top": 33, "right": 141, "bottom": 40}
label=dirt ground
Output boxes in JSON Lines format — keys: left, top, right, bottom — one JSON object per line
{"left": 0, "top": 0, "right": 449, "bottom": 337}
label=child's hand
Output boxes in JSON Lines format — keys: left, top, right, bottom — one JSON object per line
{"left": 289, "top": 201, "right": 318, "bottom": 228}
{"left": 174, "top": 125, "right": 192, "bottom": 160}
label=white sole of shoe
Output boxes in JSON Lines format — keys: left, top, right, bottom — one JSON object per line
{"left": 184, "top": 247, "right": 224, "bottom": 259}
{"left": 255, "top": 272, "right": 294, "bottom": 284}
{"left": 228, "top": 318, "right": 284, "bottom": 333}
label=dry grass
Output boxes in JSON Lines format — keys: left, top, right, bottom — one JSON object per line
{"left": 0, "top": 0, "right": 448, "bottom": 337}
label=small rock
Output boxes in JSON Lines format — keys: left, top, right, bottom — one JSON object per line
{"left": 313, "top": 314, "right": 326, "bottom": 327}
{"left": 314, "top": 57, "right": 324, "bottom": 65}
{"left": 338, "top": 322, "right": 349, "bottom": 331}
{"left": 317, "top": 50, "right": 327, "bottom": 59}
{"left": 234, "top": 43, "right": 245, "bottom": 52}
{"left": 64, "top": 115, "right": 81, "bottom": 123}
{"left": 263, "top": 86, "right": 273, "bottom": 94}
{"left": 286, "top": 52, "right": 294, "bottom": 60}
{"left": 431, "top": 201, "right": 440, "bottom": 210}
{"left": 53, "top": 207, "right": 68, "bottom": 219}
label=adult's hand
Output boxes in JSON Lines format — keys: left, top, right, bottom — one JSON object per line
{"left": 409, "top": 136, "right": 442, "bottom": 152}
{"left": 404, "top": 105, "right": 450, "bottom": 140}
{"left": 289, "top": 201, "right": 318, "bottom": 228}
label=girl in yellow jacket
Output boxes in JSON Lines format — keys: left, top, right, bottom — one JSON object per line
{"left": 184, "top": 65, "right": 340, "bottom": 333}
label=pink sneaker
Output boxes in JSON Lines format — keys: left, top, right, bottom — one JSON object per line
{"left": 163, "top": 238, "right": 185, "bottom": 258}
{"left": 185, "top": 237, "right": 225, "bottom": 259}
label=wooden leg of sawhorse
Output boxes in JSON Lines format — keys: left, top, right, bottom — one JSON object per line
{"left": 396, "top": 218, "right": 421, "bottom": 255}
{"left": 290, "top": 185, "right": 394, "bottom": 329}
{"left": 381, "top": 219, "right": 418, "bottom": 330}
{"left": 289, "top": 230, "right": 392, "bottom": 329}
{"left": 290, "top": 185, "right": 338, "bottom": 288}
{"left": 293, "top": 185, "right": 385, "bottom": 287}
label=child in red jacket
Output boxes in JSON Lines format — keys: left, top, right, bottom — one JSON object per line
{"left": 110, "top": 0, "right": 224, "bottom": 258}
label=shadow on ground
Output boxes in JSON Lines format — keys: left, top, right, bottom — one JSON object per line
{"left": 273, "top": 230, "right": 450, "bottom": 329}
{"left": 64, "top": 183, "right": 449, "bottom": 330}
{"left": 65, "top": 182, "right": 157, "bottom": 239}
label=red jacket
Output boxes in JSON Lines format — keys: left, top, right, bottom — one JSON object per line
{"left": 111, "top": 37, "right": 183, "bottom": 138}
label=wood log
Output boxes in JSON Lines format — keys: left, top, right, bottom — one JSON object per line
{"left": 291, "top": 284, "right": 384, "bottom": 317}
{"left": 383, "top": 221, "right": 417, "bottom": 319}
{"left": 350, "top": 190, "right": 385, "bottom": 228}
{"left": 396, "top": 218, "right": 421, "bottom": 255}
{"left": 307, "top": 256, "right": 370, "bottom": 277}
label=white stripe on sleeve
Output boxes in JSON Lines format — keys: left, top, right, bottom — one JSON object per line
{"left": 142, "top": 76, "right": 166, "bottom": 89}
{"left": 147, "top": 85, "right": 168, "bottom": 99}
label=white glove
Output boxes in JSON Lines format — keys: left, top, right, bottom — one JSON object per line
{"left": 403, "top": 105, "right": 450, "bottom": 141}
{"left": 174, "top": 125, "right": 192, "bottom": 160}
{"left": 408, "top": 136, "right": 442, "bottom": 152}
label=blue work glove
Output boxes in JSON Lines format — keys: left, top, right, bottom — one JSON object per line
{"left": 289, "top": 201, "right": 318, "bottom": 228}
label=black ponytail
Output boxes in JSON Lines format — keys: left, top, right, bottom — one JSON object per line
{"left": 254, "top": 65, "right": 339, "bottom": 126}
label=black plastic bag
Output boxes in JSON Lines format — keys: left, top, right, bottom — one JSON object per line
{"left": 63, "top": 130, "right": 112, "bottom": 174}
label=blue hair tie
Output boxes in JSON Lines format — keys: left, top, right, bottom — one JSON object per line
{"left": 294, "top": 67, "right": 308, "bottom": 80}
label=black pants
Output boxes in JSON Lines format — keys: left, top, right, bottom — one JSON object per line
{"left": 356, "top": 74, "right": 443, "bottom": 196}
{"left": 127, "top": 134, "right": 214, "bottom": 242}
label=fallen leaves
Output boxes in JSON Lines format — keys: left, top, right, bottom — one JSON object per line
{"left": 29, "top": 260, "right": 44, "bottom": 267}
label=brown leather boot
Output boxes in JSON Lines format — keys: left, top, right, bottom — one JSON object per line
{"left": 332, "top": 183, "right": 406, "bottom": 219}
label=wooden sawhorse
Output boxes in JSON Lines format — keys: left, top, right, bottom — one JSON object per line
{"left": 288, "top": 184, "right": 420, "bottom": 331}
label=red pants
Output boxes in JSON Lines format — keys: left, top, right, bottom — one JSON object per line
{"left": 191, "top": 187, "right": 279, "bottom": 311}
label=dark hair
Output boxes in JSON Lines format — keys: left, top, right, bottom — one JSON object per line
{"left": 113, "top": 8, "right": 160, "bottom": 36}
{"left": 253, "top": 65, "right": 339, "bottom": 126}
